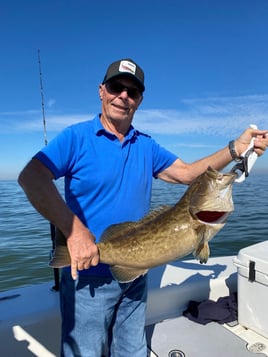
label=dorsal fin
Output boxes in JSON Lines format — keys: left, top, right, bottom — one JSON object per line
{"left": 100, "top": 205, "right": 171, "bottom": 243}
{"left": 100, "top": 222, "right": 138, "bottom": 242}
{"left": 138, "top": 205, "right": 171, "bottom": 224}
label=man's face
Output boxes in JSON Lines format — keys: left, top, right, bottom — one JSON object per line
{"left": 99, "top": 77, "right": 143, "bottom": 126}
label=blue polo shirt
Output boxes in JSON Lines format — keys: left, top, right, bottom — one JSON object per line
{"left": 34, "top": 115, "right": 177, "bottom": 275}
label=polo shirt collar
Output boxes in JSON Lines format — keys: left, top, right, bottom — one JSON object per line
{"left": 94, "top": 114, "right": 137, "bottom": 141}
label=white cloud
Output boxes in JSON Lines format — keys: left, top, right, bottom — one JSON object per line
{"left": 0, "top": 111, "right": 92, "bottom": 133}
{"left": 135, "top": 94, "right": 268, "bottom": 137}
{"left": 40, "top": 114, "right": 91, "bottom": 131}
{"left": 47, "top": 99, "right": 56, "bottom": 108}
{"left": 1, "top": 94, "right": 268, "bottom": 137}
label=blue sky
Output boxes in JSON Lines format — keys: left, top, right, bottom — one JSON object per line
{"left": 1, "top": 0, "right": 268, "bottom": 179}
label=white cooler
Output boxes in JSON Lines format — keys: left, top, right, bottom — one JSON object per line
{"left": 233, "top": 240, "right": 268, "bottom": 339}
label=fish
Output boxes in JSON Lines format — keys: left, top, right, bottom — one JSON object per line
{"left": 49, "top": 166, "right": 237, "bottom": 282}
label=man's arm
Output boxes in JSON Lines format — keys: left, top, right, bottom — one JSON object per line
{"left": 158, "top": 127, "right": 268, "bottom": 184}
{"left": 18, "top": 159, "right": 99, "bottom": 279}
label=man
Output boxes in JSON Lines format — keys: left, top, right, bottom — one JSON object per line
{"left": 18, "top": 58, "right": 268, "bottom": 356}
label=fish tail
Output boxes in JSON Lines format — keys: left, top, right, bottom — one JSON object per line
{"left": 49, "top": 229, "right": 71, "bottom": 268}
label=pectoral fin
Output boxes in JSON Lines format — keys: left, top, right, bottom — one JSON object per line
{"left": 193, "top": 241, "right": 210, "bottom": 264}
{"left": 110, "top": 265, "right": 148, "bottom": 283}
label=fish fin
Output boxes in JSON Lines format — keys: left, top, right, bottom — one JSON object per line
{"left": 49, "top": 229, "right": 71, "bottom": 268}
{"left": 100, "top": 205, "right": 171, "bottom": 243}
{"left": 139, "top": 205, "right": 171, "bottom": 223}
{"left": 193, "top": 241, "right": 210, "bottom": 264}
{"left": 49, "top": 245, "right": 71, "bottom": 268}
{"left": 110, "top": 265, "right": 148, "bottom": 283}
{"left": 100, "top": 222, "right": 138, "bottom": 242}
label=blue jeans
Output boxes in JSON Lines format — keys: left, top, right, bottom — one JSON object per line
{"left": 60, "top": 269, "right": 148, "bottom": 356}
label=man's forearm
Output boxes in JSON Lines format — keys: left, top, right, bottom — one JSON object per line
{"left": 18, "top": 159, "right": 76, "bottom": 237}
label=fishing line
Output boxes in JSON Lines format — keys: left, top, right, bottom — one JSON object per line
{"left": 37, "top": 50, "right": 59, "bottom": 291}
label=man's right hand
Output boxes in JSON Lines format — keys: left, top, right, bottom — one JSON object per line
{"left": 66, "top": 225, "right": 100, "bottom": 280}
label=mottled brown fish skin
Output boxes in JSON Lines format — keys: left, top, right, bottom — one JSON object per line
{"left": 49, "top": 167, "right": 236, "bottom": 282}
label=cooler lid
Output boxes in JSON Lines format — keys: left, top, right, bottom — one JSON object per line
{"left": 235, "top": 240, "right": 268, "bottom": 274}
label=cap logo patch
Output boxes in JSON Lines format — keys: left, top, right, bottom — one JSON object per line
{"left": 119, "top": 60, "right": 136, "bottom": 75}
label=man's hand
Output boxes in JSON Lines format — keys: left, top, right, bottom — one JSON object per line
{"left": 235, "top": 127, "right": 268, "bottom": 157}
{"left": 66, "top": 229, "right": 100, "bottom": 280}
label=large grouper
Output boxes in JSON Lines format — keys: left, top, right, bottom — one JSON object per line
{"left": 49, "top": 167, "right": 237, "bottom": 282}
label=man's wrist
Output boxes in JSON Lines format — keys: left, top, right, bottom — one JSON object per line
{"left": 228, "top": 140, "right": 241, "bottom": 162}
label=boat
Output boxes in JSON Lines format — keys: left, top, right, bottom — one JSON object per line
{"left": 1, "top": 240, "right": 268, "bottom": 357}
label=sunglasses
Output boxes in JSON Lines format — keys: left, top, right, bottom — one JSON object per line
{"left": 105, "top": 80, "right": 142, "bottom": 100}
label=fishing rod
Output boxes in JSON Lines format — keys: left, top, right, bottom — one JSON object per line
{"left": 37, "top": 49, "right": 48, "bottom": 146}
{"left": 37, "top": 49, "right": 60, "bottom": 291}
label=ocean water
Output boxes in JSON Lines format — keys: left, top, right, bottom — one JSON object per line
{"left": 0, "top": 174, "right": 267, "bottom": 292}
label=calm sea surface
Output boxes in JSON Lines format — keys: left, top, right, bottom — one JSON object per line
{"left": 0, "top": 174, "right": 267, "bottom": 292}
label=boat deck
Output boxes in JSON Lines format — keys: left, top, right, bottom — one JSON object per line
{"left": 147, "top": 316, "right": 268, "bottom": 356}
{"left": 1, "top": 255, "right": 268, "bottom": 356}
{"left": 146, "top": 256, "right": 268, "bottom": 356}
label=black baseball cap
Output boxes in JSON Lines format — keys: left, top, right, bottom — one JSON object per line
{"left": 102, "top": 58, "right": 145, "bottom": 92}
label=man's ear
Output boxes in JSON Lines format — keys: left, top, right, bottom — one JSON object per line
{"left": 99, "top": 84, "right": 104, "bottom": 101}
{"left": 137, "top": 95, "right": 143, "bottom": 107}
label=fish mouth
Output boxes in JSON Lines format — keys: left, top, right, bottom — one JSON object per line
{"left": 194, "top": 210, "right": 231, "bottom": 224}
